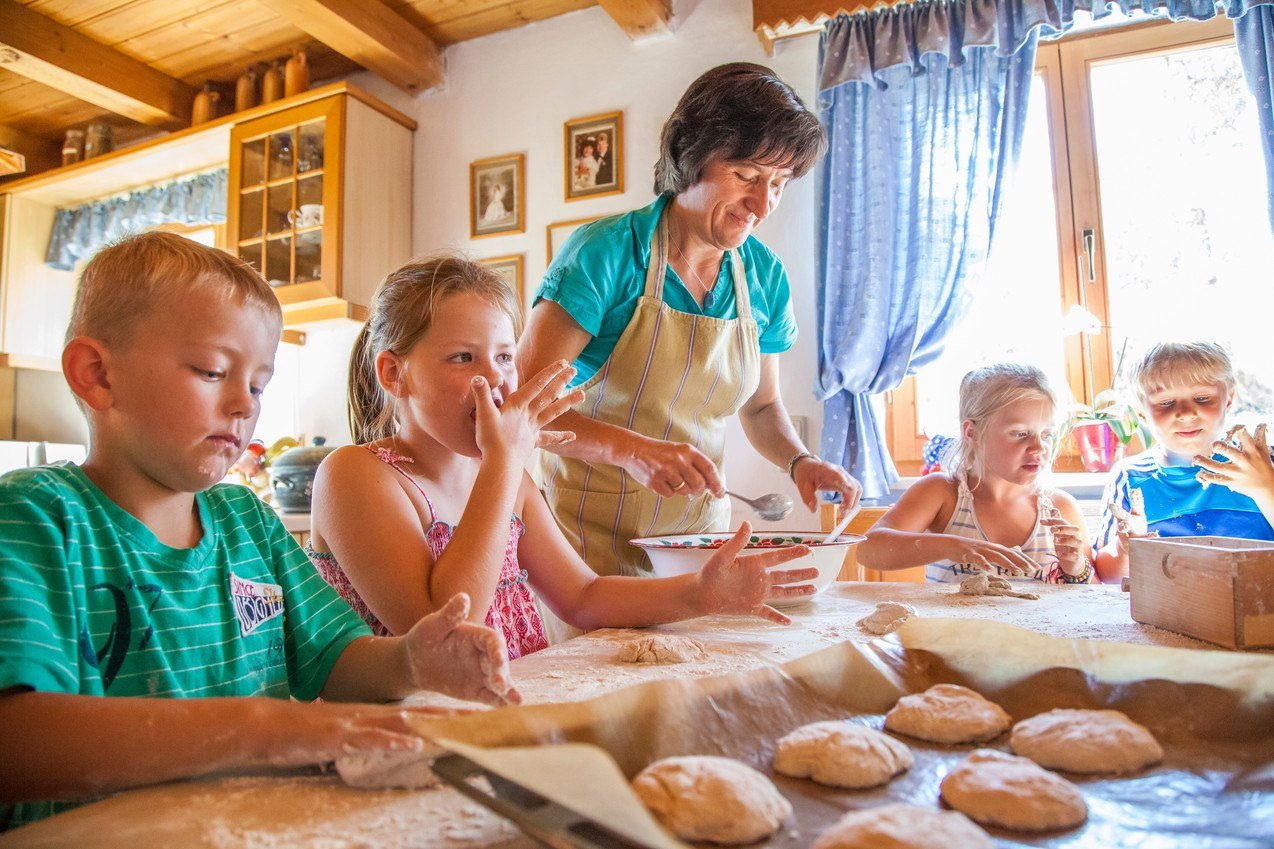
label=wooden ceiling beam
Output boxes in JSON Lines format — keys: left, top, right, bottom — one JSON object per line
{"left": 256, "top": 0, "right": 443, "bottom": 93}
{"left": 596, "top": 0, "right": 673, "bottom": 39}
{"left": 0, "top": 0, "right": 194, "bottom": 130}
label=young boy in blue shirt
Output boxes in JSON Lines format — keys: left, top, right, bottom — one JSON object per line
{"left": 0, "top": 232, "right": 519, "bottom": 829}
{"left": 1095, "top": 341, "right": 1274, "bottom": 579}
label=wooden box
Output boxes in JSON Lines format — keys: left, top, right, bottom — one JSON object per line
{"left": 1128, "top": 536, "right": 1274, "bottom": 650}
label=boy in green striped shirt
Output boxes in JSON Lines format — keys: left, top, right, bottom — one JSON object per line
{"left": 0, "top": 232, "right": 519, "bottom": 830}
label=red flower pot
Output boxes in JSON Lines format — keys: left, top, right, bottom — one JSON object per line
{"left": 1072, "top": 420, "right": 1126, "bottom": 473}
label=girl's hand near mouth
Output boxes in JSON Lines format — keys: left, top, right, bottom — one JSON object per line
{"left": 471, "top": 359, "right": 583, "bottom": 466}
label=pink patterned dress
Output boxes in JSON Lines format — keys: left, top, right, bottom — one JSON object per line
{"left": 306, "top": 446, "right": 548, "bottom": 660}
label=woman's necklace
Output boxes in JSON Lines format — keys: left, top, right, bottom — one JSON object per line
{"left": 669, "top": 223, "right": 719, "bottom": 309}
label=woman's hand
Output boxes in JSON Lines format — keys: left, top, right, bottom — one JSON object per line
{"left": 623, "top": 435, "right": 725, "bottom": 499}
{"left": 947, "top": 537, "right": 1039, "bottom": 577}
{"left": 1195, "top": 424, "right": 1274, "bottom": 500}
{"left": 473, "top": 359, "right": 583, "bottom": 466}
{"left": 402, "top": 593, "right": 521, "bottom": 706}
{"left": 792, "top": 457, "right": 862, "bottom": 512}
{"left": 694, "top": 523, "right": 818, "bottom": 625}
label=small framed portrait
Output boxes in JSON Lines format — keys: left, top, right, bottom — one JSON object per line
{"left": 478, "top": 254, "right": 525, "bottom": 304}
{"left": 546, "top": 215, "right": 607, "bottom": 264}
{"left": 564, "top": 111, "right": 623, "bottom": 201}
{"left": 470, "top": 153, "right": 525, "bottom": 238}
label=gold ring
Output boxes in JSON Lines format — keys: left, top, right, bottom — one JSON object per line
{"left": 672, "top": 481, "right": 686, "bottom": 491}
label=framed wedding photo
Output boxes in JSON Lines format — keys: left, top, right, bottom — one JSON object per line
{"left": 564, "top": 111, "right": 622, "bottom": 201}
{"left": 471, "top": 153, "right": 525, "bottom": 238}
{"left": 478, "top": 254, "right": 525, "bottom": 305}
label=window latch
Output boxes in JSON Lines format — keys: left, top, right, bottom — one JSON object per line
{"left": 1079, "top": 228, "right": 1097, "bottom": 284}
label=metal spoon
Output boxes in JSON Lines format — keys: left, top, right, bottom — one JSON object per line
{"left": 725, "top": 490, "right": 794, "bottom": 522}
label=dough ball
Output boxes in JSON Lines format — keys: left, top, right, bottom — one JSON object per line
{"left": 856, "top": 602, "right": 917, "bottom": 635}
{"left": 940, "top": 749, "right": 1087, "bottom": 831}
{"left": 774, "top": 722, "right": 913, "bottom": 789}
{"left": 336, "top": 744, "right": 444, "bottom": 789}
{"left": 1010, "top": 708, "right": 1163, "bottom": 774}
{"left": 631, "top": 755, "right": 791, "bottom": 844}
{"left": 812, "top": 803, "right": 993, "bottom": 849}
{"left": 617, "top": 634, "right": 706, "bottom": 664}
{"left": 884, "top": 684, "right": 1012, "bottom": 744}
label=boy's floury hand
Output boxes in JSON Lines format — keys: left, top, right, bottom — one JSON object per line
{"left": 1195, "top": 424, "right": 1274, "bottom": 499}
{"left": 403, "top": 593, "right": 520, "bottom": 706}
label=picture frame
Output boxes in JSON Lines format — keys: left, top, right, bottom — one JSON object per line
{"left": 470, "top": 153, "right": 525, "bottom": 238}
{"left": 478, "top": 254, "right": 525, "bottom": 305}
{"left": 564, "top": 111, "right": 623, "bottom": 202}
{"left": 546, "top": 215, "right": 607, "bottom": 264}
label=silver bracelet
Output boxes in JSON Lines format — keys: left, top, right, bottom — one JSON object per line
{"left": 786, "top": 451, "right": 818, "bottom": 480}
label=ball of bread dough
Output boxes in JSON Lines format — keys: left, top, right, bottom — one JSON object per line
{"left": 940, "top": 749, "right": 1087, "bottom": 831}
{"left": 1010, "top": 708, "right": 1163, "bottom": 774}
{"left": 631, "top": 756, "right": 791, "bottom": 844}
{"left": 812, "top": 803, "right": 993, "bottom": 849}
{"left": 774, "top": 722, "right": 914, "bottom": 789}
{"left": 856, "top": 602, "right": 917, "bottom": 635}
{"left": 617, "top": 634, "right": 706, "bottom": 664}
{"left": 884, "top": 684, "right": 1012, "bottom": 744}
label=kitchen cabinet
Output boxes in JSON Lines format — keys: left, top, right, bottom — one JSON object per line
{"left": 227, "top": 88, "right": 415, "bottom": 326}
{"left": 0, "top": 83, "right": 415, "bottom": 372}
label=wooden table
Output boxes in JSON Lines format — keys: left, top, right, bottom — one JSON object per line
{"left": 0, "top": 582, "right": 1236, "bottom": 849}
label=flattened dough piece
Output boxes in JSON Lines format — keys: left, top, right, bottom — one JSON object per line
{"left": 617, "top": 634, "right": 706, "bottom": 664}
{"left": 774, "top": 722, "right": 913, "bottom": 789}
{"left": 856, "top": 602, "right": 917, "bottom": 635}
{"left": 812, "top": 803, "right": 993, "bottom": 849}
{"left": 336, "top": 743, "right": 445, "bottom": 789}
{"left": 885, "top": 684, "right": 1012, "bottom": 744}
{"left": 957, "top": 573, "right": 1039, "bottom": 600}
{"left": 631, "top": 756, "right": 791, "bottom": 845}
{"left": 941, "top": 749, "right": 1087, "bottom": 832}
{"left": 1010, "top": 708, "right": 1163, "bottom": 774}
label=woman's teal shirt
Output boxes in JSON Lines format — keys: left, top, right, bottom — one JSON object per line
{"left": 534, "top": 195, "right": 798, "bottom": 387}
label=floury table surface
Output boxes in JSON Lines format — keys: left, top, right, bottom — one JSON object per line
{"left": 1, "top": 582, "right": 1252, "bottom": 849}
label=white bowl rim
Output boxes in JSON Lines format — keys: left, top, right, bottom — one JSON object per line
{"left": 630, "top": 531, "right": 865, "bottom": 550}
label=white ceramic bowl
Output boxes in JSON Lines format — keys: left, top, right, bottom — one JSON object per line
{"left": 630, "top": 531, "right": 865, "bottom": 607}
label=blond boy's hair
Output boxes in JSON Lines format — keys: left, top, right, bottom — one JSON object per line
{"left": 1127, "top": 342, "right": 1235, "bottom": 406}
{"left": 66, "top": 231, "right": 281, "bottom": 347}
{"left": 947, "top": 363, "right": 1057, "bottom": 486}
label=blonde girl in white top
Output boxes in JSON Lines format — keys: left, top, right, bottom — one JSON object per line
{"left": 859, "top": 364, "right": 1095, "bottom": 584}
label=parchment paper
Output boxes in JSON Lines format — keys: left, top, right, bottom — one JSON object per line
{"left": 409, "top": 617, "right": 1274, "bottom": 849}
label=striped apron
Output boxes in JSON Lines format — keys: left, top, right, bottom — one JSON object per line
{"left": 541, "top": 210, "right": 761, "bottom": 577}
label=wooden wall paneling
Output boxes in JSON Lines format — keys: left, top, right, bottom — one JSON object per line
{"left": 70, "top": 0, "right": 230, "bottom": 48}
{"left": 395, "top": 0, "right": 595, "bottom": 45}
{"left": 21, "top": 0, "right": 126, "bottom": 28}
{"left": 0, "top": 122, "right": 58, "bottom": 176}
{"left": 0, "top": 194, "right": 76, "bottom": 368}
{"left": 116, "top": 3, "right": 284, "bottom": 68}
{"left": 0, "top": 0, "right": 195, "bottom": 128}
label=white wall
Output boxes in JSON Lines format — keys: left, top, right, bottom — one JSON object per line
{"left": 398, "top": 0, "right": 826, "bottom": 529}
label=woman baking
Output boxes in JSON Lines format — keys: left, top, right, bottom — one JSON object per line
{"left": 518, "top": 62, "right": 862, "bottom": 577}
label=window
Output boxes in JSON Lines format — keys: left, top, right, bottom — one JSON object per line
{"left": 889, "top": 14, "right": 1274, "bottom": 472}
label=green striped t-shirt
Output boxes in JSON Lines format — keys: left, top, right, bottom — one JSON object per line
{"left": 0, "top": 463, "right": 370, "bottom": 828}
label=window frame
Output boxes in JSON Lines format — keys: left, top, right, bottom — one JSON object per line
{"left": 883, "top": 14, "right": 1241, "bottom": 473}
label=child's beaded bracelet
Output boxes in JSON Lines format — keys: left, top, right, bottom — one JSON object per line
{"left": 1060, "top": 557, "right": 1095, "bottom": 584}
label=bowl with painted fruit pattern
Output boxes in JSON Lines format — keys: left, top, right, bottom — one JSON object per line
{"left": 630, "top": 531, "right": 864, "bottom": 607}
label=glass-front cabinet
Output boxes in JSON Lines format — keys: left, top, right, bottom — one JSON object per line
{"left": 227, "top": 88, "right": 414, "bottom": 326}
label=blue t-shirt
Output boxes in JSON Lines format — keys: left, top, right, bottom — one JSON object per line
{"left": 1096, "top": 449, "right": 1274, "bottom": 548}
{"left": 534, "top": 195, "right": 798, "bottom": 386}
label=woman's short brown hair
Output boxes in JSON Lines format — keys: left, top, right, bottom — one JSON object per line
{"left": 653, "top": 62, "right": 826, "bottom": 196}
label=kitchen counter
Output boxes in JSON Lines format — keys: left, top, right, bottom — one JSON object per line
{"left": 1, "top": 582, "right": 1255, "bottom": 849}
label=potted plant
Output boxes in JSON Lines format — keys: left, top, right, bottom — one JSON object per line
{"left": 1063, "top": 389, "right": 1152, "bottom": 473}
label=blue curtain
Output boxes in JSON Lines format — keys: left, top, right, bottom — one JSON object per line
{"left": 816, "top": 4, "right": 1038, "bottom": 498}
{"left": 1235, "top": 2, "right": 1274, "bottom": 231}
{"left": 815, "top": 0, "right": 1251, "bottom": 498}
{"left": 45, "top": 169, "right": 227, "bottom": 270}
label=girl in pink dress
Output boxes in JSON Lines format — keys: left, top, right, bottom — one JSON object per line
{"left": 307, "top": 255, "right": 819, "bottom": 660}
